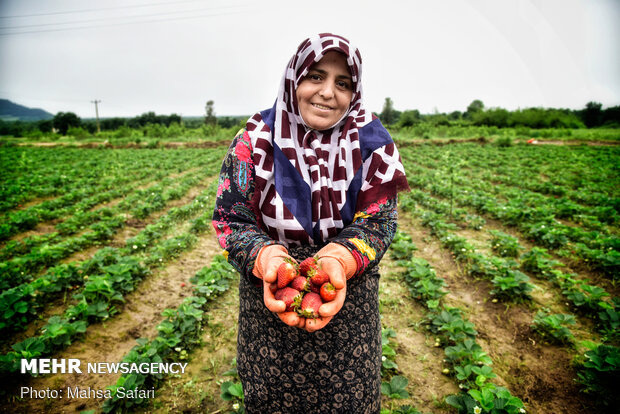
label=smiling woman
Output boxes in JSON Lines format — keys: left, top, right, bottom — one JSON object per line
{"left": 212, "top": 33, "right": 409, "bottom": 413}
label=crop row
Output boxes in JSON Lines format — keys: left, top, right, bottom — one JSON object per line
{"left": 0, "top": 180, "right": 219, "bottom": 372}
{"left": 0, "top": 146, "right": 220, "bottom": 212}
{"left": 390, "top": 231, "right": 526, "bottom": 414}
{"left": 401, "top": 192, "right": 618, "bottom": 343}
{"left": 400, "top": 143, "right": 619, "bottom": 207}
{"left": 0, "top": 172, "right": 205, "bottom": 291}
{"left": 394, "top": 222, "right": 619, "bottom": 410}
{"left": 102, "top": 254, "right": 236, "bottom": 412}
{"left": 407, "top": 159, "right": 618, "bottom": 232}
{"left": 403, "top": 166, "right": 619, "bottom": 278}
{"left": 0, "top": 179, "right": 219, "bottom": 336}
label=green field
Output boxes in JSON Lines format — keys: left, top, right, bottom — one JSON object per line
{"left": 0, "top": 139, "right": 618, "bottom": 414}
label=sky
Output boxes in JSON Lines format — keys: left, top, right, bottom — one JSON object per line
{"left": 0, "top": 0, "right": 619, "bottom": 119}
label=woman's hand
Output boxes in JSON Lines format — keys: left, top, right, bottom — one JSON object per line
{"left": 304, "top": 256, "right": 346, "bottom": 332}
{"left": 254, "top": 244, "right": 305, "bottom": 328}
{"left": 304, "top": 242, "right": 356, "bottom": 332}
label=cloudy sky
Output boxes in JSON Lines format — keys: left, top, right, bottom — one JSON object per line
{"left": 1, "top": 0, "right": 619, "bottom": 119}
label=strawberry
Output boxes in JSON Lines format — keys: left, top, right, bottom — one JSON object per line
{"left": 291, "top": 276, "right": 311, "bottom": 292}
{"left": 275, "top": 287, "right": 303, "bottom": 312}
{"left": 298, "top": 292, "right": 323, "bottom": 319}
{"left": 320, "top": 282, "right": 336, "bottom": 302}
{"left": 308, "top": 267, "right": 329, "bottom": 286}
{"left": 277, "top": 259, "right": 298, "bottom": 289}
{"left": 299, "top": 256, "right": 318, "bottom": 276}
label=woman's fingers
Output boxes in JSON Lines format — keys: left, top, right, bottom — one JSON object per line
{"left": 278, "top": 311, "right": 305, "bottom": 328}
{"left": 318, "top": 258, "right": 345, "bottom": 289}
{"left": 263, "top": 280, "right": 285, "bottom": 313}
{"left": 263, "top": 260, "right": 280, "bottom": 283}
{"left": 305, "top": 315, "right": 332, "bottom": 332}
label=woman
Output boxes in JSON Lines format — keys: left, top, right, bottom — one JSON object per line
{"left": 212, "top": 33, "right": 409, "bottom": 413}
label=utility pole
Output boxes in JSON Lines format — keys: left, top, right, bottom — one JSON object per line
{"left": 91, "top": 99, "right": 101, "bottom": 133}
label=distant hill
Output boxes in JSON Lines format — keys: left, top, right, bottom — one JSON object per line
{"left": 0, "top": 99, "right": 54, "bottom": 121}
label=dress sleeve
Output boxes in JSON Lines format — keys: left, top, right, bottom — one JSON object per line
{"left": 330, "top": 196, "right": 398, "bottom": 278}
{"left": 212, "top": 129, "right": 281, "bottom": 279}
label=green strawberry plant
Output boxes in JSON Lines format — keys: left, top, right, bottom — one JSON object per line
{"left": 381, "top": 328, "right": 399, "bottom": 376}
{"left": 381, "top": 375, "right": 409, "bottom": 399}
{"left": 490, "top": 269, "right": 534, "bottom": 302}
{"left": 530, "top": 308, "right": 575, "bottom": 345}
{"left": 489, "top": 230, "right": 523, "bottom": 258}
{"left": 575, "top": 343, "right": 620, "bottom": 409}
{"left": 447, "top": 383, "right": 526, "bottom": 414}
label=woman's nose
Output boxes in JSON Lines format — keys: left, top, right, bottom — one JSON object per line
{"left": 319, "top": 82, "right": 335, "bottom": 99}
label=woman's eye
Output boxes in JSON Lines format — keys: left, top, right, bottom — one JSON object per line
{"left": 309, "top": 74, "right": 322, "bottom": 81}
{"left": 337, "top": 80, "right": 351, "bottom": 90}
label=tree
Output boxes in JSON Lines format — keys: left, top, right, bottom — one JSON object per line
{"left": 205, "top": 100, "right": 217, "bottom": 126}
{"left": 582, "top": 101, "right": 602, "bottom": 128}
{"left": 380, "top": 97, "right": 397, "bottom": 125}
{"left": 398, "top": 110, "right": 421, "bottom": 128}
{"left": 465, "top": 99, "right": 484, "bottom": 119}
{"left": 52, "top": 112, "right": 81, "bottom": 135}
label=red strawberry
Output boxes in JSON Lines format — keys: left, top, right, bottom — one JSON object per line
{"left": 299, "top": 256, "right": 318, "bottom": 276}
{"left": 320, "top": 282, "right": 336, "bottom": 302}
{"left": 275, "top": 287, "right": 303, "bottom": 312}
{"left": 277, "top": 259, "right": 298, "bottom": 288}
{"left": 298, "top": 292, "right": 323, "bottom": 319}
{"left": 291, "top": 276, "right": 311, "bottom": 292}
{"left": 308, "top": 267, "right": 329, "bottom": 286}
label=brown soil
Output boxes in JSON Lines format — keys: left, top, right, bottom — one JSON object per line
{"left": 398, "top": 212, "right": 598, "bottom": 414}
{"left": 4, "top": 230, "right": 222, "bottom": 414}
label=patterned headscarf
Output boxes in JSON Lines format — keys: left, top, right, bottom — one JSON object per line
{"left": 246, "top": 33, "right": 408, "bottom": 246}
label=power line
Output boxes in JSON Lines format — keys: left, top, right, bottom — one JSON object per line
{"left": 0, "top": 7, "right": 256, "bottom": 36}
{"left": 0, "top": 4, "right": 250, "bottom": 30}
{"left": 0, "top": 0, "right": 207, "bottom": 19}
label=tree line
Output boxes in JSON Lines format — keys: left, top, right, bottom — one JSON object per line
{"left": 1, "top": 99, "right": 618, "bottom": 139}
{"left": 378, "top": 99, "right": 620, "bottom": 129}
{"left": 0, "top": 108, "right": 246, "bottom": 138}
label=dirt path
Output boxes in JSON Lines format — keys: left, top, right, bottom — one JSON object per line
{"left": 397, "top": 211, "right": 596, "bottom": 414}
{"left": 4, "top": 229, "right": 222, "bottom": 414}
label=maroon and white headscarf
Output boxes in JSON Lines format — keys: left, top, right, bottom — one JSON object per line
{"left": 246, "top": 33, "right": 409, "bottom": 247}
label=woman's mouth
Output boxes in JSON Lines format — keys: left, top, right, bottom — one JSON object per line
{"left": 312, "top": 103, "right": 332, "bottom": 110}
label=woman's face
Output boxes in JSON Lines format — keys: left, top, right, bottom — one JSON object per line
{"left": 296, "top": 51, "right": 353, "bottom": 131}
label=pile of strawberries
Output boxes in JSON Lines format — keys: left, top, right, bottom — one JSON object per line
{"left": 273, "top": 256, "right": 336, "bottom": 319}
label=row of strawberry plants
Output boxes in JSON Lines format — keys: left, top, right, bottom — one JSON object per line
{"left": 404, "top": 168, "right": 619, "bottom": 278}
{"left": 0, "top": 146, "right": 219, "bottom": 213}
{"left": 102, "top": 254, "right": 236, "bottom": 412}
{"left": 380, "top": 326, "right": 418, "bottom": 414}
{"left": 0, "top": 183, "right": 219, "bottom": 370}
{"left": 390, "top": 231, "right": 526, "bottom": 414}
{"left": 406, "top": 159, "right": 617, "bottom": 234}
{"left": 0, "top": 179, "right": 219, "bottom": 336}
{"left": 406, "top": 195, "right": 618, "bottom": 343}
{"left": 409, "top": 201, "right": 619, "bottom": 411}
{"left": 401, "top": 146, "right": 618, "bottom": 230}
{"left": 0, "top": 172, "right": 205, "bottom": 290}
{"left": 402, "top": 143, "right": 619, "bottom": 209}
{"left": 1, "top": 145, "right": 227, "bottom": 258}
{"left": 0, "top": 171, "right": 176, "bottom": 260}
{"left": 0, "top": 171, "right": 162, "bottom": 241}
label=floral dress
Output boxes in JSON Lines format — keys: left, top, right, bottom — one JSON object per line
{"left": 212, "top": 129, "right": 399, "bottom": 414}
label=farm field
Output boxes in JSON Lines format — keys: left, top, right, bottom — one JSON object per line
{"left": 0, "top": 139, "right": 618, "bottom": 414}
